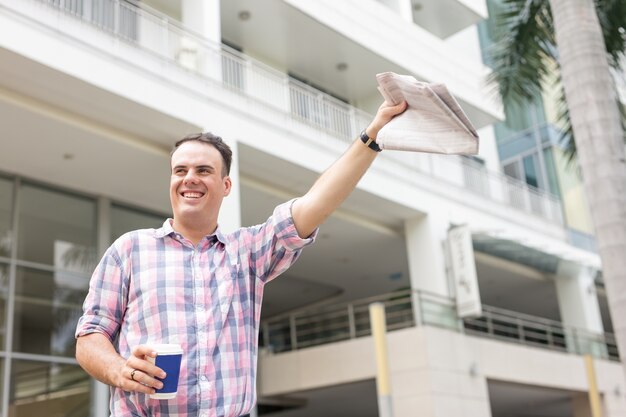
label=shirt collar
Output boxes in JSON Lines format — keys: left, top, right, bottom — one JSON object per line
{"left": 154, "top": 219, "right": 227, "bottom": 245}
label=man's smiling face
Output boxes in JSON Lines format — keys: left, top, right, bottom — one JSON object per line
{"left": 169, "top": 141, "right": 231, "bottom": 226}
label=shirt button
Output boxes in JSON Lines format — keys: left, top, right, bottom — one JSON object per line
{"left": 196, "top": 305, "right": 204, "bottom": 311}
{"left": 200, "top": 375, "right": 207, "bottom": 381}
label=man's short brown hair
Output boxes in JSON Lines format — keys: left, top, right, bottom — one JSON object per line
{"left": 171, "top": 132, "right": 232, "bottom": 177}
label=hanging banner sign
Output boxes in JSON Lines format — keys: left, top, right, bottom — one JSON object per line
{"left": 448, "top": 225, "right": 482, "bottom": 318}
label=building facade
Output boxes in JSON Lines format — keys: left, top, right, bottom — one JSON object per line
{"left": 0, "top": 0, "right": 624, "bottom": 416}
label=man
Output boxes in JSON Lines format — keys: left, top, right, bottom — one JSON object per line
{"left": 75, "top": 100, "right": 407, "bottom": 416}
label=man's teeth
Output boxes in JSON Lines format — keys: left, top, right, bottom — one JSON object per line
{"left": 183, "top": 192, "right": 203, "bottom": 198}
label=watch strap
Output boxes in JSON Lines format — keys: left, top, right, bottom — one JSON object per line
{"left": 359, "top": 130, "right": 382, "bottom": 152}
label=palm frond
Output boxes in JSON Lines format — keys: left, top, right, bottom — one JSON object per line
{"left": 595, "top": 0, "right": 626, "bottom": 69}
{"left": 489, "top": 0, "right": 626, "bottom": 162}
{"left": 487, "top": 0, "right": 557, "bottom": 103}
{"left": 554, "top": 78, "right": 576, "bottom": 165}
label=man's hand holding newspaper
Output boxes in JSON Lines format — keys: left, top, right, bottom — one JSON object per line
{"left": 375, "top": 72, "right": 479, "bottom": 155}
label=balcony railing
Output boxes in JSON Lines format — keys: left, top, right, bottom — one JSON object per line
{"left": 12, "top": 361, "right": 89, "bottom": 408}
{"left": 463, "top": 305, "right": 617, "bottom": 359}
{"left": 260, "top": 289, "right": 619, "bottom": 362}
{"left": 7, "top": 0, "right": 563, "bottom": 224}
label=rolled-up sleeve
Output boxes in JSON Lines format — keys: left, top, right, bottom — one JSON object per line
{"left": 272, "top": 199, "right": 318, "bottom": 249}
{"left": 243, "top": 199, "right": 317, "bottom": 283}
{"left": 75, "top": 245, "right": 129, "bottom": 341}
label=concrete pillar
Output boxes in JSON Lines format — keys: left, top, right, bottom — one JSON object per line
{"left": 90, "top": 380, "right": 110, "bottom": 417}
{"left": 555, "top": 261, "right": 605, "bottom": 357}
{"left": 404, "top": 213, "right": 450, "bottom": 296}
{"left": 181, "top": 0, "right": 221, "bottom": 43}
{"left": 91, "top": 197, "right": 111, "bottom": 417}
{"left": 405, "top": 213, "right": 452, "bottom": 327}
{"left": 180, "top": 0, "right": 222, "bottom": 80}
{"left": 602, "top": 384, "right": 626, "bottom": 417}
{"left": 217, "top": 139, "right": 241, "bottom": 234}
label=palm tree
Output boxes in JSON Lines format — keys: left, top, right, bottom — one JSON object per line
{"left": 488, "top": 0, "right": 625, "bottom": 160}
{"left": 488, "top": 0, "right": 626, "bottom": 379}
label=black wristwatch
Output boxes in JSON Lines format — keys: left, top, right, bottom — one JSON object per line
{"left": 359, "top": 130, "right": 382, "bottom": 152}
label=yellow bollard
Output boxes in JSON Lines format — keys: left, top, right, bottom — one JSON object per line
{"left": 584, "top": 354, "right": 602, "bottom": 417}
{"left": 369, "top": 302, "right": 393, "bottom": 417}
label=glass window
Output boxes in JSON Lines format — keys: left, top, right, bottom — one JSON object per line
{"left": 543, "top": 148, "right": 561, "bottom": 197}
{"left": 0, "top": 177, "right": 13, "bottom": 258}
{"left": 13, "top": 267, "right": 89, "bottom": 357}
{"left": 0, "top": 261, "right": 8, "bottom": 296}
{"left": 10, "top": 360, "right": 90, "bottom": 417}
{"left": 523, "top": 154, "right": 540, "bottom": 188}
{"left": 495, "top": 95, "right": 547, "bottom": 146}
{"left": 477, "top": 0, "right": 505, "bottom": 68}
{"left": 17, "top": 183, "right": 96, "bottom": 267}
{"left": 504, "top": 161, "right": 522, "bottom": 181}
{"left": 0, "top": 262, "right": 8, "bottom": 348}
{"left": 111, "top": 204, "right": 165, "bottom": 242}
{"left": 0, "top": 358, "right": 3, "bottom": 414}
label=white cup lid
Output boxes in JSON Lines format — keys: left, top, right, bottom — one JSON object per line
{"left": 150, "top": 344, "right": 183, "bottom": 354}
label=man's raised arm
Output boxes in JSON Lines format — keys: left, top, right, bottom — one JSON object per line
{"left": 292, "top": 101, "right": 407, "bottom": 238}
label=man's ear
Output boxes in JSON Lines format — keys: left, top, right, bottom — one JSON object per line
{"left": 223, "top": 176, "right": 232, "bottom": 197}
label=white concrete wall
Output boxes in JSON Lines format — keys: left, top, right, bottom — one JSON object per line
{"left": 477, "top": 125, "right": 501, "bottom": 172}
{"left": 259, "top": 326, "right": 626, "bottom": 416}
{"left": 555, "top": 262, "right": 604, "bottom": 334}
{"left": 375, "top": 0, "right": 414, "bottom": 22}
{"left": 217, "top": 140, "right": 242, "bottom": 233}
{"left": 405, "top": 213, "right": 451, "bottom": 297}
{"left": 445, "top": 25, "right": 484, "bottom": 64}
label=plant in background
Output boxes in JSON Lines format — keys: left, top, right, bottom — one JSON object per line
{"left": 489, "top": 0, "right": 626, "bottom": 379}
{"left": 488, "top": 0, "right": 626, "bottom": 163}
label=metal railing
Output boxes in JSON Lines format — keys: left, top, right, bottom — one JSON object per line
{"left": 262, "top": 289, "right": 416, "bottom": 353}
{"left": 465, "top": 305, "right": 568, "bottom": 351}
{"left": 9, "top": 0, "right": 563, "bottom": 224}
{"left": 12, "top": 362, "right": 89, "bottom": 405}
{"left": 464, "top": 305, "right": 618, "bottom": 361}
{"left": 260, "top": 289, "right": 619, "bottom": 362}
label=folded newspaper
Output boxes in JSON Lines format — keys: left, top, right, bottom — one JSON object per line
{"left": 375, "top": 72, "right": 479, "bottom": 155}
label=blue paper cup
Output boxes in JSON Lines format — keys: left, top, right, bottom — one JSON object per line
{"left": 148, "top": 344, "right": 183, "bottom": 400}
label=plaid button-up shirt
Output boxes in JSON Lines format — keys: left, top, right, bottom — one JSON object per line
{"left": 76, "top": 200, "right": 316, "bottom": 417}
